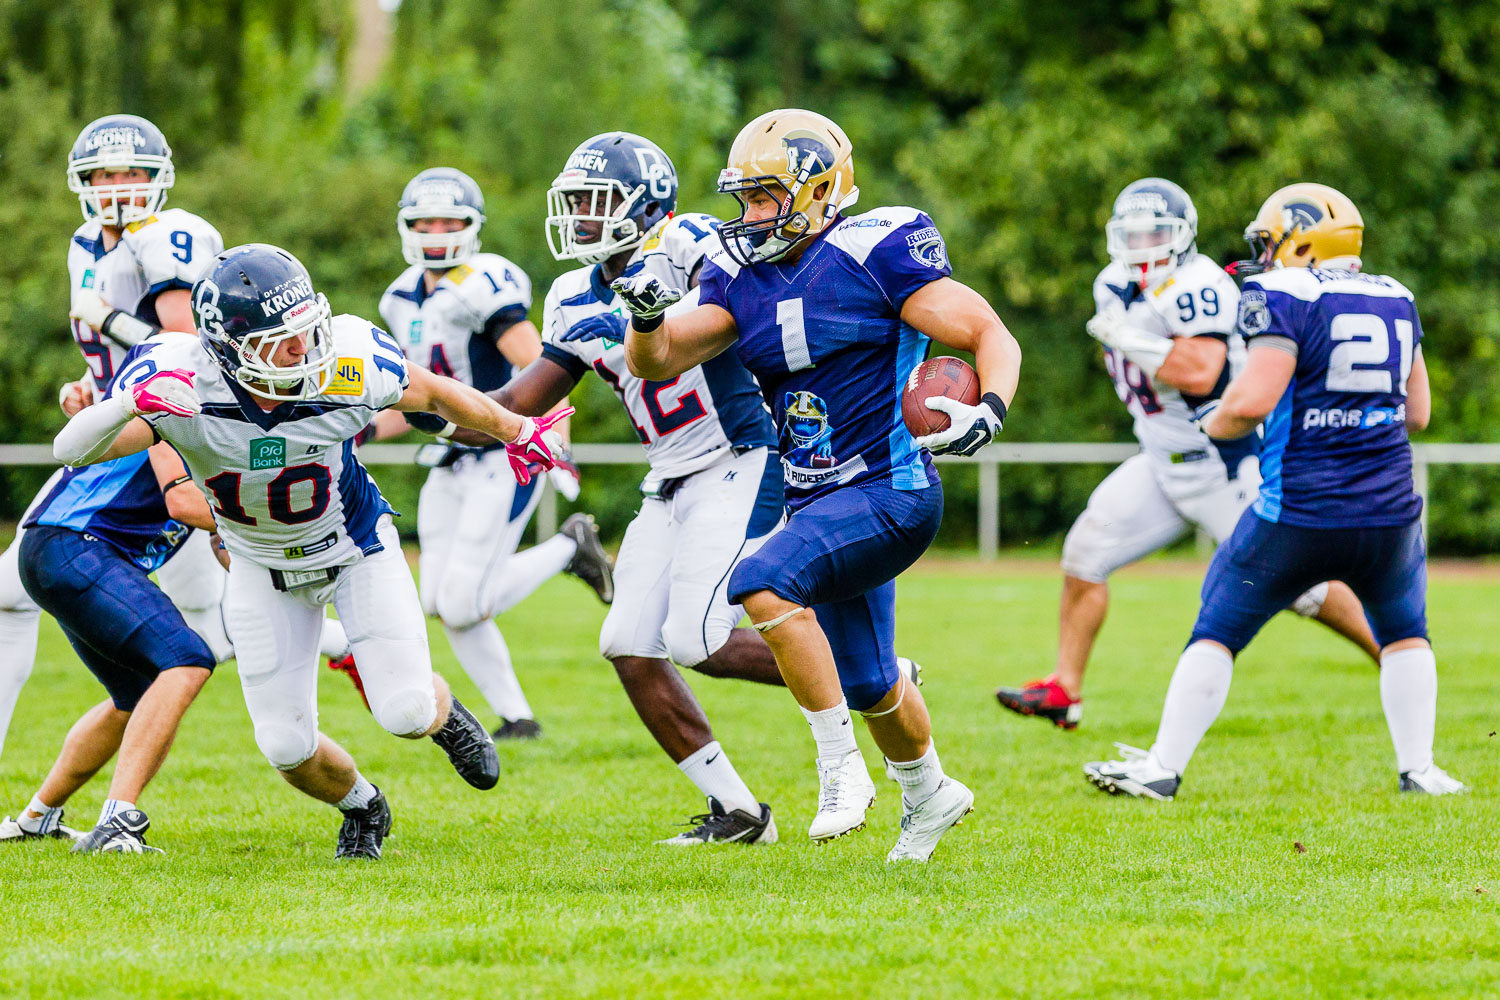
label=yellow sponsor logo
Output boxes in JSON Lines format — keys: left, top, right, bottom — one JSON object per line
{"left": 124, "top": 215, "right": 160, "bottom": 234}
{"left": 325, "top": 356, "right": 365, "bottom": 395}
{"left": 642, "top": 235, "right": 662, "bottom": 251}
{"left": 1150, "top": 276, "right": 1177, "bottom": 297}
{"left": 447, "top": 263, "right": 474, "bottom": 285}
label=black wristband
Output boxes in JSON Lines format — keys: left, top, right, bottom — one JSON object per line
{"left": 981, "top": 392, "right": 1008, "bottom": 424}
{"left": 633, "top": 311, "right": 665, "bottom": 333}
{"left": 163, "top": 474, "right": 194, "bottom": 492}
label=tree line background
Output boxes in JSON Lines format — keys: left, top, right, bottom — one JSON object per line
{"left": 2, "top": 0, "right": 1499, "bottom": 551}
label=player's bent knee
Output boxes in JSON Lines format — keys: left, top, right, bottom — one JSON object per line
{"left": 372, "top": 687, "right": 437, "bottom": 738}
{"left": 664, "top": 616, "right": 723, "bottom": 669}
{"left": 1292, "top": 582, "right": 1329, "bottom": 618}
{"left": 434, "top": 583, "right": 485, "bottom": 631}
{"left": 255, "top": 725, "right": 318, "bottom": 771}
{"left": 1060, "top": 525, "right": 1112, "bottom": 584}
{"left": 844, "top": 675, "right": 898, "bottom": 714}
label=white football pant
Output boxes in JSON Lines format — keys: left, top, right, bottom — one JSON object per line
{"left": 1062, "top": 453, "right": 1326, "bottom": 616}
{"left": 601, "top": 447, "right": 781, "bottom": 667}
{"left": 225, "top": 516, "right": 435, "bottom": 770}
{"left": 416, "top": 449, "right": 574, "bottom": 722}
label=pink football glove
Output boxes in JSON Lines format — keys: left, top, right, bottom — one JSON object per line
{"left": 506, "top": 407, "right": 574, "bottom": 485}
{"left": 127, "top": 369, "right": 201, "bottom": 418}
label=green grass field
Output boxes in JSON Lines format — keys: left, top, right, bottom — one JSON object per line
{"left": 0, "top": 553, "right": 1495, "bottom": 999}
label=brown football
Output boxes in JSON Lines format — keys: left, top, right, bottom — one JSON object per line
{"left": 902, "top": 355, "right": 980, "bottom": 436}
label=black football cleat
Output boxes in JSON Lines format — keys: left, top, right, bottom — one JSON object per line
{"left": 71, "top": 809, "right": 164, "bottom": 855}
{"left": 560, "top": 513, "right": 614, "bottom": 604}
{"left": 432, "top": 697, "right": 500, "bottom": 790}
{"left": 492, "top": 717, "right": 543, "bottom": 741}
{"left": 335, "top": 790, "right": 393, "bottom": 860}
{"left": 657, "top": 797, "right": 778, "bottom": 846}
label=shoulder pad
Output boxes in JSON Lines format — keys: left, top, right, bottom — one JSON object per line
{"left": 826, "top": 206, "right": 928, "bottom": 263}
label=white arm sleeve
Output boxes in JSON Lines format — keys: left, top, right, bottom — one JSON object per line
{"left": 53, "top": 393, "right": 136, "bottom": 466}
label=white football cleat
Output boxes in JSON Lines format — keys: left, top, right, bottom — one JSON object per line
{"left": 809, "top": 749, "right": 877, "bottom": 842}
{"left": 0, "top": 813, "right": 82, "bottom": 842}
{"left": 887, "top": 778, "right": 975, "bottom": 862}
{"left": 1083, "top": 743, "right": 1181, "bottom": 801}
{"left": 1399, "top": 763, "right": 1467, "bottom": 795}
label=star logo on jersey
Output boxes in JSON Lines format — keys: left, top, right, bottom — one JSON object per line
{"left": 249, "top": 437, "right": 286, "bottom": 470}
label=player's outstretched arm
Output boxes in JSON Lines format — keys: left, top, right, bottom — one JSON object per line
{"left": 1200, "top": 345, "right": 1296, "bottom": 440}
{"left": 437, "top": 356, "right": 579, "bottom": 447}
{"left": 54, "top": 369, "right": 200, "bottom": 466}
{"left": 616, "top": 274, "right": 739, "bottom": 380}
{"left": 394, "top": 363, "right": 528, "bottom": 442}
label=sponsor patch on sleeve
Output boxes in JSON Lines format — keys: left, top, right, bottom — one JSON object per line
{"left": 325, "top": 356, "right": 365, "bottom": 395}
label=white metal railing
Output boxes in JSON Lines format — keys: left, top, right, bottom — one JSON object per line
{"left": 0, "top": 441, "right": 1467, "bottom": 560}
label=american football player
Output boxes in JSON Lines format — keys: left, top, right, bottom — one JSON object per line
{"left": 378, "top": 166, "right": 612, "bottom": 740}
{"left": 996, "top": 178, "right": 1379, "bottom": 729}
{"left": 51, "top": 243, "right": 568, "bottom": 858}
{"left": 620, "top": 109, "right": 1023, "bottom": 861}
{"left": 1085, "top": 183, "right": 1464, "bottom": 799}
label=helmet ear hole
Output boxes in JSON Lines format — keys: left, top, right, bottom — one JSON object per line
{"left": 1295, "top": 243, "right": 1312, "bottom": 257}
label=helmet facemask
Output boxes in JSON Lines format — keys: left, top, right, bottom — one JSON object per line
{"left": 1106, "top": 213, "right": 1194, "bottom": 289}
{"left": 717, "top": 166, "right": 857, "bottom": 268}
{"left": 205, "top": 292, "right": 338, "bottom": 403}
{"left": 545, "top": 171, "right": 651, "bottom": 264}
{"left": 397, "top": 206, "right": 482, "bottom": 269}
{"left": 68, "top": 156, "right": 174, "bottom": 227}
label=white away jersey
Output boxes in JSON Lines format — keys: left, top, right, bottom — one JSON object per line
{"left": 111, "top": 318, "right": 408, "bottom": 570}
{"left": 67, "top": 219, "right": 123, "bottom": 393}
{"left": 378, "top": 252, "right": 532, "bottom": 391}
{"left": 1091, "top": 253, "right": 1248, "bottom": 490}
{"left": 94, "top": 208, "right": 223, "bottom": 322}
{"left": 539, "top": 213, "right": 774, "bottom": 479}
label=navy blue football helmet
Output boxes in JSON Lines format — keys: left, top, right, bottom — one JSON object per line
{"left": 67, "top": 114, "right": 175, "bottom": 227}
{"left": 545, "top": 132, "right": 677, "bottom": 264}
{"left": 397, "top": 167, "right": 486, "bottom": 269}
{"left": 1105, "top": 177, "right": 1198, "bottom": 289}
{"left": 193, "top": 244, "right": 337, "bottom": 402}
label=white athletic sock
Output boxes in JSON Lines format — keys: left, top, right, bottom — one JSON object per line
{"left": 0, "top": 607, "right": 40, "bottom": 760}
{"left": 336, "top": 774, "right": 377, "bottom": 811}
{"left": 98, "top": 799, "right": 135, "bottom": 825}
{"left": 1380, "top": 645, "right": 1437, "bottom": 775}
{"left": 20, "top": 795, "right": 60, "bottom": 835}
{"left": 888, "top": 741, "right": 945, "bottom": 808}
{"left": 1151, "top": 641, "right": 1234, "bottom": 775}
{"left": 678, "top": 740, "right": 759, "bottom": 815}
{"left": 801, "top": 700, "right": 859, "bottom": 763}
{"left": 318, "top": 616, "right": 351, "bottom": 660}
{"left": 179, "top": 606, "right": 235, "bottom": 664}
{"left": 483, "top": 536, "right": 578, "bottom": 616}
{"left": 444, "top": 621, "right": 533, "bottom": 721}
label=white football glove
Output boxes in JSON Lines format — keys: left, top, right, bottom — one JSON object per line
{"left": 547, "top": 456, "right": 581, "bottom": 501}
{"left": 914, "top": 395, "right": 1005, "bottom": 457}
{"left": 609, "top": 274, "right": 683, "bottom": 323}
{"left": 69, "top": 288, "right": 113, "bottom": 332}
{"left": 1085, "top": 306, "right": 1171, "bottom": 377}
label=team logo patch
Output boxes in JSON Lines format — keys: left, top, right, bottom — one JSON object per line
{"left": 408, "top": 319, "right": 423, "bottom": 346}
{"left": 326, "top": 357, "right": 364, "bottom": 395}
{"left": 783, "top": 390, "right": 837, "bottom": 469}
{"left": 906, "top": 227, "right": 948, "bottom": 270}
{"left": 249, "top": 437, "right": 287, "bottom": 470}
{"left": 82, "top": 269, "right": 96, "bottom": 289}
{"left": 1238, "top": 289, "right": 1270, "bottom": 335}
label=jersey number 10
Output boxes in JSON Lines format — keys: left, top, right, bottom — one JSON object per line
{"left": 204, "top": 465, "right": 331, "bottom": 526}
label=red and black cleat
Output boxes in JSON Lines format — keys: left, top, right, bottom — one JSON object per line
{"left": 328, "top": 654, "right": 371, "bottom": 712}
{"left": 995, "top": 675, "right": 1082, "bottom": 730}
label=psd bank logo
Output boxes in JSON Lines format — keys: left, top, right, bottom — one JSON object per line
{"left": 250, "top": 436, "right": 287, "bottom": 470}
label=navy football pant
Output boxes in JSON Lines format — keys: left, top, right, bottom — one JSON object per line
{"left": 1191, "top": 511, "right": 1427, "bottom": 655}
{"left": 19, "top": 525, "right": 215, "bottom": 711}
{"left": 729, "top": 481, "right": 943, "bottom": 710}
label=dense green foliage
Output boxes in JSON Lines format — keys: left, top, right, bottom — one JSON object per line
{"left": 3, "top": 0, "right": 1498, "bottom": 549}
{"left": 1, "top": 559, "right": 1494, "bottom": 997}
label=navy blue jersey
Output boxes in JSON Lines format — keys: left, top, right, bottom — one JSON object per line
{"left": 698, "top": 207, "right": 948, "bottom": 509}
{"left": 1239, "top": 267, "right": 1423, "bottom": 528}
{"left": 24, "top": 453, "right": 189, "bottom": 572}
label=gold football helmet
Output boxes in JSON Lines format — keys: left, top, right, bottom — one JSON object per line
{"left": 1235, "top": 182, "right": 1364, "bottom": 274}
{"left": 716, "top": 108, "right": 859, "bottom": 265}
